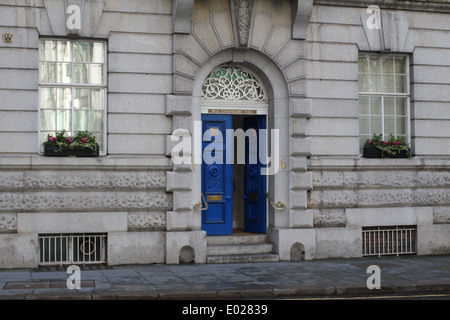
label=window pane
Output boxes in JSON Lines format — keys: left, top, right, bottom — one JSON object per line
{"left": 384, "top": 117, "right": 395, "bottom": 135}
{"left": 56, "top": 41, "right": 71, "bottom": 62}
{"left": 74, "top": 88, "right": 89, "bottom": 109}
{"left": 359, "top": 96, "right": 369, "bottom": 115}
{"left": 396, "top": 117, "right": 406, "bottom": 135}
{"left": 41, "top": 62, "right": 57, "bottom": 83}
{"left": 40, "top": 88, "right": 56, "bottom": 109}
{"left": 370, "top": 117, "right": 381, "bottom": 134}
{"left": 359, "top": 74, "right": 369, "bottom": 92}
{"left": 41, "top": 110, "right": 56, "bottom": 130}
{"left": 396, "top": 97, "right": 407, "bottom": 116}
{"left": 56, "top": 63, "right": 72, "bottom": 83}
{"left": 90, "top": 42, "right": 104, "bottom": 63}
{"left": 73, "top": 63, "right": 88, "bottom": 83}
{"left": 74, "top": 110, "right": 88, "bottom": 131}
{"left": 369, "top": 75, "right": 381, "bottom": 92}
{"left": 89, "top": 64, "right": 103, "bottom": 85}
{"left": 369, "top": 56, "right": 380, "bottom": 73}
{"left": 56, "top": 110, "right": 71, "bottom": 131}
{"left": 370, "top": 97, "right": 381, "bottom": 115}
{"left": 91, "top": 89, "right": 104, "bottom": 110}
{"left": 383, "top": 75, "right": 395, "bottom": 93}
{"left": 359, "top": 56, "right": 368, "bottom": 73}
{"left": 382, "top": 57, "right": 394, "bottom": 74}
{"left": 395, "top": 75, "right": 406, "bottom": 93}
{"left": 73, "top": 42, "right": 89, "bottom": 62}
{"left": 395, "top": 57, "right": 406, "bottom": 74}
{"left": 89, "top": 111, "right": 104, "bottom": 131}
{"left": 384, "top": 97, "right": 395, "bottom": 115}
{"left": 41, "top": 40, "right": 56, "bottom": 61}
{"left": 56, "top": 88, "right": 72, "bottom": 109}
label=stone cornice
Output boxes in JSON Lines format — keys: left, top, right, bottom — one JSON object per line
{"left": 314, "top": 0, "right": 450, "bottom": 13}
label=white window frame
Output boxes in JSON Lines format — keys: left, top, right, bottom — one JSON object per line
{"left": 38, "top": 38, "right": 108, "bottom": 155}
{"left": 358, "top": 53, "right": 411, "bottom": 152}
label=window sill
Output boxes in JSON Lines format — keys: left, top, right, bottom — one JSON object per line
{"left": 309, "top": 156, "right": 450, "bottom": 171}
{"left": 0, "top": 154, "right": 172, "bottom": 170}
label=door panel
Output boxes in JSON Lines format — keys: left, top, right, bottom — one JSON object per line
{"left": 243, "top": 116, "right": 267, "bottom": 234}
{"left": 201, "top": 114, "right": 233, "bottom": 235}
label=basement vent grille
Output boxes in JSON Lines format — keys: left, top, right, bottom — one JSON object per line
{"left": 362, "top": 226, "right": 416, "bottom": 257}
{"left": 39, "top": 233, "right": 107, "bottom": 265}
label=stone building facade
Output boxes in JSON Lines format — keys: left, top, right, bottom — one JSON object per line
{"left": 0, "top": 0, "right": 449, "bottom": 268}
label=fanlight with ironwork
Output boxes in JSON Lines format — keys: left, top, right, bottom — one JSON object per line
{"left": 202, "top": 66, "right": 266, "bottom": 102}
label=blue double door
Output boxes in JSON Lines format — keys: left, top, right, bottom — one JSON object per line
{"left": 201, "top": 114, "right": 267, "bottom": 235}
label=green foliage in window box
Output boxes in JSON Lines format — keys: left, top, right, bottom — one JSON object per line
{"left": 363, "top": 134, "right": 410, "bottom": 158}
{"left": 43, "top": 130, "right": 99, "bottom": 157}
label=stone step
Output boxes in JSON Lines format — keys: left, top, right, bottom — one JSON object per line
{"left": 206, "top": 232, "right": 279, "bottom": 264}
{"left": 207, "top": 243, "right": 274, "bottom": 256}
{"left": 207, "top": 234, "right": 268, "bottom": 246}
{"left": 206, "top": 253, "right": 280, "bottom": 264}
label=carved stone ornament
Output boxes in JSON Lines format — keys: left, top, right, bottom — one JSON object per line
{"left": 231, "top": 0, "right": 255, "bottom": 47}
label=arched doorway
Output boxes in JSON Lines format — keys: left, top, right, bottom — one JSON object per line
{"left": 184, "top": 48, "right": 291, "bottom": 245}
{"left": 199, "top": 65, "right": 269, "bottom": 235}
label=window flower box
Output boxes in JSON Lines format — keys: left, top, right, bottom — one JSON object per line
{"left": 384, "top": 149, "right": 409, "bottom": 158}
{"left": 43, "top": 130, "right": 99, "bottom": 157}
{"left": 363, "top": 134, "right": 410, "bottom": 159}
{"left": 363, "top": 146, "right": 383, "bottom": 158}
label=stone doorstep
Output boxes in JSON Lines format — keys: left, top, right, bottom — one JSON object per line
{"left": 3, "top": 280, "right": 95, "bottom": 290}
{"left": 206, "top": 232, "right": 280, "bottom": 263}
{"left": 207, "top": 243, "right": 275, "bottom": 256}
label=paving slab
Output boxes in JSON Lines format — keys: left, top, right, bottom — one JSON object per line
{"left": 4, "top": 281, "right": 50, "bottom": 289}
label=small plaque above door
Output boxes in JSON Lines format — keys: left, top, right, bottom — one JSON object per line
{"left": 208, "top": 109, "right": 257, "bottom": 114}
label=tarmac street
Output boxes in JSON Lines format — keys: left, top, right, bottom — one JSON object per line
{"left": 0, "top": 254, "right": 449, "bottom": 301}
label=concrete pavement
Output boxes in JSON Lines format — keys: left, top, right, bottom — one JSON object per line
{"left": 0, "top": 254, "right": 449, "bottom": 300}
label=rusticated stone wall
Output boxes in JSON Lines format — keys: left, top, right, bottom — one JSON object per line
{"left": 311, "top": 170, "right": 450, "bottom": 210}
{"left": 0, "top": 170, "right": 172, "bottom": 233}
{"left": 0, "top": 213, "right": 16, "bottom": 233}
{"left": 0, "top": 171, "right": 166, "bottom": 190}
